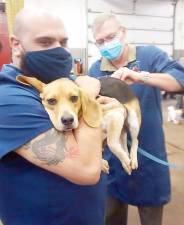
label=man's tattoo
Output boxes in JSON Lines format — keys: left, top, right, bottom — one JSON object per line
{"left": 24, "top": 129, "right": 67, "bottom": 165}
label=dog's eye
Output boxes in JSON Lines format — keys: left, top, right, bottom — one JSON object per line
{"left": 47, "top": 98, "right": 57, "bottom": 105}
{"left": 70, "top": 95, "right": 78, "bottom": 103}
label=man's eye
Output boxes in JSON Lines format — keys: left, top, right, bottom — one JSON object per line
{"left": 60, "top": 41, "right": 67, "bottom": 47}
{"left": 38, "top": 39, "right": 53, "bottom": 46}
{"left": 107, "top": 34, "right": 116, "bottom": 41}
{"left": 70, "top": 95, "right": 78, "bottom": 103}
{"left": 47, "top": 98, "right": 57, "bottom": 105}
{"left": 41, "top": 41, "right": 51, "bottom": 46}
{"left": 96, "top": 40, "right": 104, "bottom": 46}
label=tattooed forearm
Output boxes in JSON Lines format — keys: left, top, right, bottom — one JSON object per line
{"left": 23, "top": 129, "right": 67, "bottom": 165}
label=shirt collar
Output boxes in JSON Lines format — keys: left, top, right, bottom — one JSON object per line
{"left": 100, "top": 44, "right": 136, "bottom": 72}
{"left": 1, "top": 64, "right": 22, "bottom": 75}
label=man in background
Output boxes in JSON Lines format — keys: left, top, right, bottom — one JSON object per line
{"left": 89, "top": 14, "right": 184, "bottom": 225}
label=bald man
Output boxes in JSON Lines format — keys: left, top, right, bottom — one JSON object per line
{"left": 0, "top": 9, "right": 116, "bottom": 225}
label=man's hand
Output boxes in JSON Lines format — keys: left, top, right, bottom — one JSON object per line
{"left": 111, "top": 67, "right": 141, "bottom": 84}
{"left": 75, "top": 75, "right": 101, "bottom": 98}
{"left": 97, "top": 96, "right": 121, "bottom": 111}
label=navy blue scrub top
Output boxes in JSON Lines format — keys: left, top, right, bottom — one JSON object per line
{"left": 89, "top": 45, "right": 184, "bottom": 206}
{"left": 0, "top": 64, "right": 107, "bottom": 225}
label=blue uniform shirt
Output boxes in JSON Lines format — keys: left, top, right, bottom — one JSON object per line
{"left": 89, "top": 45, "right": 184, "bottom": 206}
{"left": 0, "top": 64, "right": 107, "bottom": 225}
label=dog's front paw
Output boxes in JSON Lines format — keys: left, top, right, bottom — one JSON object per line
{"left": 122, "top": 160, "right": 132, "bottom": 175}
{"left": 119, "top": 154, "right": 132, "bottom": 175}
{"left": 130, "top": 154, "right": 138, "bottom": 170}
{"left": 101, "top": 159, "right": 109, "bottom": 174}
{"left": 131, "top": 159, "right": 138, "bottom": 170}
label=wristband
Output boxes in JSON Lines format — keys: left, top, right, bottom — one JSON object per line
{"left": 140, "top": 71, "right": 151, "bottom": 83}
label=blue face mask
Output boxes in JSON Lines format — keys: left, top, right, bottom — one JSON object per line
{"left": 99, "top": 39, "right": 123, "bottom": 61}
{"left": 22, "top": 47, "right": 73, "bottom": 83}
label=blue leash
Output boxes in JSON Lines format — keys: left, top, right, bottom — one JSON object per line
{"left": 128, "top": 141, "right": 184, "bottom": 170}
{"left": 138, "top": 147, "right": 184, "bottom": 169}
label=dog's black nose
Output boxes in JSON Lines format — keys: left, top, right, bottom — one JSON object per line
{"left": 61, "top": 116, "right": 74, "bottom": 125}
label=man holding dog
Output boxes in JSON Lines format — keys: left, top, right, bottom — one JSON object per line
{"left": 89, "top": 14, "right": 184, "bottom": 225}
{"left": 0, "top": 9, "right": 121, "bottom": 225}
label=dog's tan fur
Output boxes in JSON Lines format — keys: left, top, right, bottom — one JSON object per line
{"left": 16, "top": 75, "right": 141, "bottom": 175}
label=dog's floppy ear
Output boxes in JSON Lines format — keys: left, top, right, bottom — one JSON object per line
{"left": 16, "top": 75, "right": 45, "bottom": 93}
{"left": 80, "top": 89, "right": 102, "bottom": 127}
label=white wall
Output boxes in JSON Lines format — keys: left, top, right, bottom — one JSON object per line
{"left": 23, "top": 0, "right": 184, "bottom": 66}
{"left": 24, "top": 0, "right": 87, "bottom": 48}
{"left": 87, "top": 0, "right": 175, "bottom": 67}
{"left": 175, "top": 0, "right": 184, "bottom": 50}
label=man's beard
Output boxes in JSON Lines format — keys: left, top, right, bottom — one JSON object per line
{"left": 19, "top": 53, "right": 33, "bottom": 76}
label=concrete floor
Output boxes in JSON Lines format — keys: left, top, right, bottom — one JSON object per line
{"left": 128, "top": 99, "right": 184, "bottom": 225}
{"left": 1, "top": 99, "right": 184, "bottom": 225}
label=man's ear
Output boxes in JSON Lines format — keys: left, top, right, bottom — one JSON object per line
{"left": 80, "top": 89, "right": 102, "bottom": 127}
{"left": 16, "top": 75, "right": 45, "bottom": 93}
{"left": 10, "top": 35, "right": 19, "bottom": 48}
{"left": 10, "top": 35, "right": 22, "bottom": 58}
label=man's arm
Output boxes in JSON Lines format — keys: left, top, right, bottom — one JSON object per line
{"left": 16, "top": 118, "right": 102, "bottom": 185}
{"left": 111, "top": 67, "right": 183, "bottom": 92}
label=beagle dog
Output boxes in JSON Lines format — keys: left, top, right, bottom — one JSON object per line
{"left": 16, "top": 75, "right": 141, "bottom": 175}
